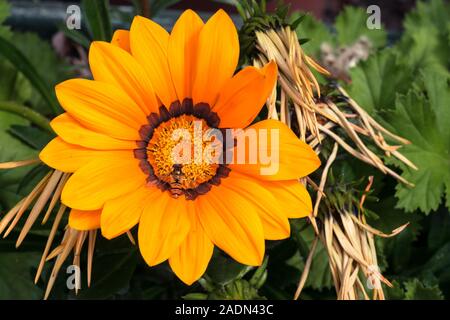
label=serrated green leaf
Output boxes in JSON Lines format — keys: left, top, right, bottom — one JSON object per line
{"left": 346, "top": 49, "right": 412, "bottom": 115}
{"left": 385, "top": 280, "right": 406, "bottom": 300}
{"left": 335, "top": 6, "right": 386, "bottom": 48}
{"left": 383, "top": 73, "right": 450, "bottom": 213}
{"left": 397, "top": 24, "right": 449, "bottom": 76}
{"left": 402, "top": 0, "right": 450, "bottom": 69}
{"left": 404, "top": 279, "right": 444, "bottom": 300}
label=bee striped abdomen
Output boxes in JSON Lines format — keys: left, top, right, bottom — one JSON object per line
{"left": 169, "top": 182, "right": 184, "bottom": 198}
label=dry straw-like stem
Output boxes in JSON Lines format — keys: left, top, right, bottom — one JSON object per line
{"left": 0, "top": 162, "right": 103, "bottom": 299}
{"left": 254, "top": 26, "right": 416, "bottom": 186}
{"left": 254, "top": 25, "right": 412, "bottom": 300}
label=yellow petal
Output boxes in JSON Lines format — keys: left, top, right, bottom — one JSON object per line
{"left": 130, "top": 15, "right": 177, "bottom": 107}
{"left": 138, "top": 192, "right": 191, "bottom": 266}
{"left": 224, "top": 172, "right": 290, "bottom": 240}
{"left": 197, "top": 181, "right": 264, "bottom": 266}
{"left": 101, "top": 185, "right": 157, "bottom": 239}
{"left": 111, "top": 29, "right": 130, "bottom": 52}
{"left": 168, "top": 201, "right": 213, "bottom": 285}
{"left": 192, "top": 9, "right": 239, "bottom": 106}
{"left": 55, "top": 79, "right": 145, "bottom": 140}
{"left": 51, "top": 113, "right": 136, "bottom": 150}
{"left": 89, "top": 41, "right": 159, "bottom": 115}
{"left": 40, "top": 137, "right": 102, "bottom": 172}
{"left": 230, "top": 119, "right": 321, "bottom": 180}
{"left": 214, "top": 61, "right": 277, "bottom": 128}
{"left": 168, "top": 9, "right": 203, "bottom": 102}
{"left": 61, "top": 153, "right": 145, "bottom": 210}
{"left": 69, "top": 209, "right": 101, "bottom": 231}
{"left": 260, "top": 180, "right": 313, "bottom": 218}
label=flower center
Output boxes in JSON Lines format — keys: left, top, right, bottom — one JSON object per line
{"left": 147, "top": 114, "right": 219, "bottom": 187}
{"left": 134, "top": 99, "right": 230, "bottom": 200}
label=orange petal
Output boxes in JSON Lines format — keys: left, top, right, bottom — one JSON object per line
{"left": 111, "top": 29, "right": 130, "bottom": 52}
{"left": 89, "top": 41, "right": 159, "bottom": 115}
{"left": 192, "top": 9, "right": 239, "bottom": 106}
{"left": 101, "top": 185, "right": 157, "bottom": 239}
{"left": 261, "top": 59, "right": 278, "bottom": 101}
{"left": 61, "top": 153, "right": 145, "bottom": 210}
{"left": 69, "top": 209, "right": 101, "bottom": 231}
{"left": 138, "top": 192, "right": 191, "bottom": 266}
{"left": 55, "top": 79, "right": 145, "bottom": 140}
{"left": 223, "top": 172, "right": 290, "bottom": 240}
{"left": 168, "top": 9, "right": 203, "bottom": 101}
{"left": 260, "top": 180, "right": 312, "bottom": 218}
{"left": 40, "top": 137, "right": 104, "bottom": 172}
{"left": 51, "top": 113, "right": 136, "bottom": 150}
{"left": 230, "top": 119, "right": 321, "bottom": 180}
{"left": 197, "top": 181, "right": 264, "bottom": 266}
{"left": 130, "top": 16, "right": 177, "bottom": 107}
{"left": 214, "top": 61, "right": 277, "bottom": 128}
{"left": 168, "top": 201, "right": 213, "bottom": 285}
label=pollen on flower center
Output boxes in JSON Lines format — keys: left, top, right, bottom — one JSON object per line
{"left": 147, "top": 114, "right": 219, "bottom": 188}
{"left": 134, "top": 98, "right": 231, "bottom": 200}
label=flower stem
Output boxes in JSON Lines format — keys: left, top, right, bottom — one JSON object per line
{"left": 0, "top": 101, "right": 53, "bottom": 134}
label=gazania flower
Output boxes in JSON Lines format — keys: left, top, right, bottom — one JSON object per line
{"left": 39, "top": 9, "right": 320, "bottom": 285}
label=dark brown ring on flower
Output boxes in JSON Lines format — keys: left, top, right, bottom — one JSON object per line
{"left": 134, "top": 98, "right": 231, "bottom": 200}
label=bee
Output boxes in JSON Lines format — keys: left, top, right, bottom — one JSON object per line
{"left": 168, "top": 164, "right": 186, "bottom": 199}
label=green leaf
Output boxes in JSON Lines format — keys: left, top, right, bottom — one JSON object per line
{"left": 383, "top": 73, "right": 450, "bottom": 213}
{"left": 0, "top": 101, "right": 53, "bottom": 133}
{"left": 0, "top": 36, "right": 60, "bottom": 115}
{"left": 385, "top": 280, "right": 406, "bottom": 300}
{"left": 292, "top": 221, "right": 333, "bottom": 290}
{"left": 368, "top": 197, "right": 422, "bottom": 273}
{"left": 0, "top": 0, "right": 11, "bottom": 39}
{"left": 404, "top": 279, "right": 444, "bottom": 300}
{"left": 61, "top": 27, "right": 91, "bottom": 49}
{"left": 8, "top": 125, "right": 53, "bottom": 150}
{"left": 397, "top": 24, "right": 449, "bottom": 76}
{"left": 0, "top": 111, "right": 37, "bottom": 208}
{"left": 0, "top": 252, "right": 43, "bottom": 299}
{"left": 13, "top": 32, "right": 71, "bottom": 114}
{"left": 334, "top": 6, "right": 386, "bottom": 48}
{"left": 428, "top": 209, "right": 450, "bottom": 251}
{"left": 206, "top": 252, "right": 252, "bottom": 286}
{"left": 77, "top": 249, "right": 138, "bottom": 299}
{"left": 0, "top": 59, "right": 33, "bottom": 105}
{"left": 182, "top": 293, "right": 208, "bottom": 300}
{"left": 0, "top": 0, "right": 9, "bottom": 23}
{"left": 422, "top": 242, "right": 450, "bottom": 276}
{"left": 346, "top": 49, "right": 412, "bottom": 115}
{"left": 82, "top": 0, "right": 113, "bottom": 41}
{"left": 401, "top": 0, "right": 450, "bottom": 69}
{"left": 292, "top": 13, "right": 331, "bottom": 57}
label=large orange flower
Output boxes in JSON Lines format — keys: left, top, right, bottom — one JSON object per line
{"left": 39, "top": 9, "right": 320, "bottom": 285}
